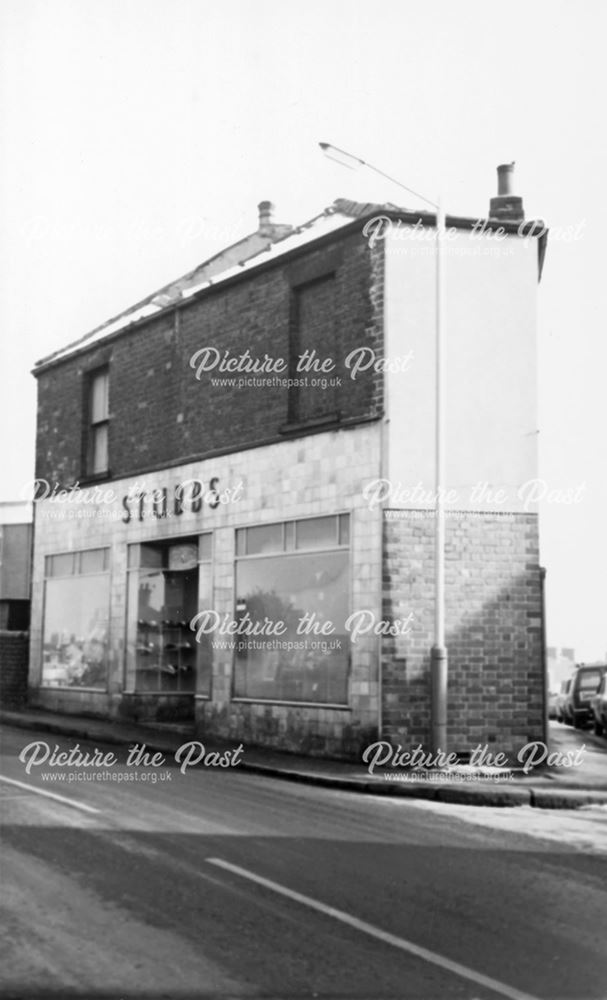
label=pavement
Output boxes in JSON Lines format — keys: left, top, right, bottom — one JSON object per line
{"left": 2, "top": 705, "right": 606, "bottom": 809}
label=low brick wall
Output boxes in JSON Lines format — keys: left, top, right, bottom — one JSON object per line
{"left": 195, "top": 699, "right": 377, "bottom": 760}
{"left": 0, "top": 630, "right": 29, "bottom": 707}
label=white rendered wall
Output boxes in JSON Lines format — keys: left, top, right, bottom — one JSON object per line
{"left": 383, "top": 225, "right": 539, "bottom": 513}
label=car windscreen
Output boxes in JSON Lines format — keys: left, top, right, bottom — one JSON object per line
{"left": 579, "top": 670, "right": 602, "bottom": 690}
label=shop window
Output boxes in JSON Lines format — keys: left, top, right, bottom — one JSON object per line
{"left": 86, "top": 367, "right": 109, "bottom": 476}
{"left": 42, "top": 547, "right": 110, "bottom": 690}
{"left": 125, "top": 535, "right": 212, "bottom": 695}
{"left": 289, "top": 276, "right": 338, "bottom": 424}
{"left": 233, "top": 515, "right": 349, "bottom": 705}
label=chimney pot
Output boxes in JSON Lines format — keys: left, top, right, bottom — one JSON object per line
{"left": 258, "top": 200, "right": 274, "bottom": 234}
{"left": 497, "top": 162, "right": 515, "bottom": 196}
{"left": 489, "top": 162, "right": 524, "bottom": 223}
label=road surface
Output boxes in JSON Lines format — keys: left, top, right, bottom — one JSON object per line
{"left": 1, "top": 723, "right": 606, "bottom": 1000}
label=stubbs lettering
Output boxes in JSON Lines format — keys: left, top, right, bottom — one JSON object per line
{"left": 174, "top": 484, "right": 184, "bottom": 516}
{"left": 121, "top": 495, "right": 131, "bottom": 524}
{"left": 153, "top": 488, "right": 168, "bottom": 519}
{"left": 208, "top": 477, "right": 220, "bottom": 510}
{"left": 121, "top": 477, "right": 243, "bottom": 523}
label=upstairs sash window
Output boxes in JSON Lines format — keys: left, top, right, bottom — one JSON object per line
{"left": 87, "top": 368, "right": 109, "bottom": 476}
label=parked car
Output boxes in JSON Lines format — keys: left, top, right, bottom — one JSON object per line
{"left": 590, "top": 673, "right": 607, "bottom": 736}
{"left": 555, "top": 678, "right": 572, "bottom": 724}
{"left": 567, "top": 665, "right": 607, "bottom": 730}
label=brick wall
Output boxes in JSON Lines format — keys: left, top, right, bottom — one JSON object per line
{"left": 381, "top": 511, "right": 544, "bottom": 760}
{"left": 34, "top": 231, "right": 384, "bottom": 488}
{"left": 0, "top": 631, "right": 29, "bottom": 707}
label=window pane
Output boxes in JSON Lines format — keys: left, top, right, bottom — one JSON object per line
{"left": 245, "top": 523, "right": 283, "bottom": 555}
{"left": 140, "top": 543, "right": 165, "bottom": 569}
{"left": 90, "top": 371, "right": 109, "bottom": 422}
{"left": 338, "top": 513, "right": 350, "bottom": 546}
{"left": 92, "top": 424, "right": 108, "bottom": 474}
{"left": 296, "top": 516, "right": 337, "bottom": 550}
{"left": 233, "top": 550, "right": 349, "bottom": 704}
{"left": 42, "top": 575, "right": 109, "bottom": 689}
{"left": 168, "top": 543, "right": 198, "bottom": 571}
{"left": 285, "top": 521, "right": 296, "bottom": 551}
{"left": 80, "top": 548, "right": 108, "bottom": 574}
{"left": 46, "top": 553, "right": 75, "bottom": 577}
{"left": 236, "top": 529, "right": 247, "bottom": 556}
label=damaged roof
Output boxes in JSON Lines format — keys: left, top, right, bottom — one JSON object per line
{"left": 33, "top": 198, "right": 547, "bottom": 373}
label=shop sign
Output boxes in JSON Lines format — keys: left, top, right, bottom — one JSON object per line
{"left": 121, "top": 477, "right": 242, "bottom": 523}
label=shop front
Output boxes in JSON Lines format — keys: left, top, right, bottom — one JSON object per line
{"left": 29, "top": 423, "right": 384, "bottom": 756}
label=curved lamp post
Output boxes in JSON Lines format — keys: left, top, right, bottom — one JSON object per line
{"left": 319, "top": 142, "right": 448, "bottom": 755}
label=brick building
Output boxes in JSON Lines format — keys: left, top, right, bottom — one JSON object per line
{"left": 28, "top": 177, "right": 548, "bottom": 760}
{"left": 0, "top": 501, "right": 32, "bottom": 707}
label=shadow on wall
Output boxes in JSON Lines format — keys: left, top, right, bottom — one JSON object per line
{"left": 381, "top": 512, "right": 544, "bottom": 760}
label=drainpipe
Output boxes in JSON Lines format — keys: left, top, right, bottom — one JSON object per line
{"left": 540, "top": 566, "right": 548, "bottom": 746}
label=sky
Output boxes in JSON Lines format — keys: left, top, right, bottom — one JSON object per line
{"left": 0, "top": 0, "right": 605, "bottom": 661}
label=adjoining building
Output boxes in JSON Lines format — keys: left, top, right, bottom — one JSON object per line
{"left": 0, "top": 501, "right": 32, "bottom": 708}
{"left": 0, "top": 501, "right": 32, "bottom": 631}
{"left": 28, "top": 171, "right": 548, "bottom": 760}
{"left": 547, "top": 646, "right": 576, "bottom": 693}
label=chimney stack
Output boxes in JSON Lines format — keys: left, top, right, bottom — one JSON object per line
{"left": 258, "top": 200, "right": 275, "bottom": 236}
{"left": 489, "top": 163, "right": 524, "bottom": 222}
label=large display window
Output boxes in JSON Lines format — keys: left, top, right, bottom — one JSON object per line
{"left": 233, "top": 515, "right": 350, "bottom": 705}
{"left": 42, "top": 548, "right": 110, "bottom": 689}
{"left": 125, "top": 534, "right": 212, "bottom": 695}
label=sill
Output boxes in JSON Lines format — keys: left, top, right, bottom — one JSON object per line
{"left": 122, "top": 691, "right": 196, "bottom": 698}
{"left": 79, "top": 470, "right": 112, "bottom": 486}
{"left": 279, "top": 412, "right": 383, "bottom": 437}
{"left": 38, "top": 685, "right": 107, "bottom": 693}
{"left": 279, "top": 412, "right": 341, "bottom": 435}
{"left": 231, "top": 697, "right": 351, "bottom": 710}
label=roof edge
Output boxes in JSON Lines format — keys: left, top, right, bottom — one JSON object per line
{"left": 32, "top": 204, "right": 548, "bottom": 376}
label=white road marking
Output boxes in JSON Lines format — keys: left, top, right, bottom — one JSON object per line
{"left": 0, "top": 774, "right": 100, "bottom": 814}
{"left": 206, "top": 857, "right": 540, "bottom": 1000}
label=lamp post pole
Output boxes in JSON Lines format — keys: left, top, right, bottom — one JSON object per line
{"left": 431, "top": 198, "right": 448, "bottom": 755}
{"left": 319, "top": 143, "right": 448, "bottom": 755}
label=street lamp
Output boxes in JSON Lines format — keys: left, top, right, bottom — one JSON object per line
{"left": 319, "top": 141, "right": 448, "bottom": 755}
